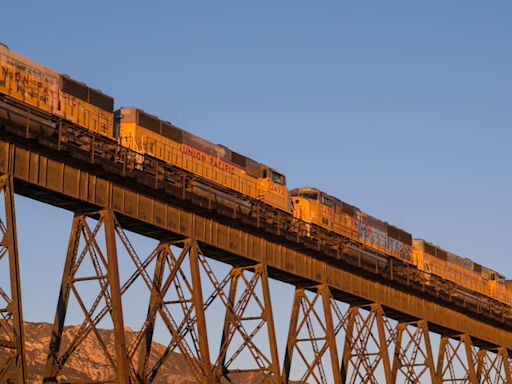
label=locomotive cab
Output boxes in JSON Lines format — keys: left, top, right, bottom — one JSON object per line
{"left": 488, "top": 271, "right": 506, "bottom": 297}
{"left": 291, "top": 188, "right": 341, "bottom": 228}
{"left": 506, "top": 280, "right": 512, "bottom": 298}
{"left": 291, "top": 188, "right": 320, "bottom": 224}
{"left": 258, "top": 166, "right": 291, "bottom": 212}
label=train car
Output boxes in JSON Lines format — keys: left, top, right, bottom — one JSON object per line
{"left": 291, "top": 187, "right": 413, "bottom": 262}
{"left": 413, "top": 239, "right": 511, "bottom": 305}
{"left": 117, "top": 107, "right": 291, "bottom": 212}
{"left": 0, "top": 43, "right": 114, "bottom": 137}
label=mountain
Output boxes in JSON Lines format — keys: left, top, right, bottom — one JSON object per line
{"left": 0, "top": 322, "right": 283, "bottom": 383}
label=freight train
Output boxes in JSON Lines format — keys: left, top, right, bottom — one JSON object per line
{"left": 1, "top": 44, "right": 510, "bottom": 306}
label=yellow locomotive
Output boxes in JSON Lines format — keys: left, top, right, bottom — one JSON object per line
{"left": 0, "top": 44, "right": 510, "bottom": 307}
{"left": 0, "top": 43, "right": 113, "bottom": 137}
{"left": 117, "top": 107, "right": 291, "bottom": 212}
{"left": 291, "top": 187, "right": 413, "bottom": 262}
{"left": 413, "top": 240, "right": 509, "bottom": 304}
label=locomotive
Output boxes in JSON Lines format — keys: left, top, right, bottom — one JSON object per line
{"left": 1, "top": 43, "right": 510, "bottom": 306}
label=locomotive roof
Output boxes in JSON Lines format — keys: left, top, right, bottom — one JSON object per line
{"left": 291, "top": 187, "right": 350, "bottom": 207}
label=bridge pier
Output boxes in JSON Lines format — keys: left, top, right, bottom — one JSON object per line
{"left": 0, "top": 175, "right": 27, "bottom": 383}
{"left": 215, "top": 263, "right": 281, "bottom": 383}
{"left": 341, "top": 303, "right": 394, "bottom": 383}
{"left": 43, "top": 211, "right": 130, "bottom": 383}
{"left": 282, "top": 285, "right": 343, "bottom": 384}
{"left": 136, "top": 239, "right": 214, "bottom": 384}
{"left": 475, "top": 347, "right": 512, "bottom": 383}
{"left": 436, "top": 334, "right": 478, "bottom": 383}
{"left": 43, "top": 212, "right": 221, "bottom": 383}
{"left": 391, "top": 320, "right": 437, "bottom": 383}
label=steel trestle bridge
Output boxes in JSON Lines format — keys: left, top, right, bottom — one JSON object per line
{"left": 0, "top": 95, "right": 511, "bottom": 383}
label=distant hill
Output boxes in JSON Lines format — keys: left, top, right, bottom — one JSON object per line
{"left": 0, "top": 322, "right": 288, "bottom": 383}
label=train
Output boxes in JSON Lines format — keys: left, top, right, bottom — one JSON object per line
{"left": 1, "top": 43, "right": 510, "bottom": 306}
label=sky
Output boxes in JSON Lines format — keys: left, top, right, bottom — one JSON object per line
{"left": 1, "top": 0, "right": 511, "bottom": 378}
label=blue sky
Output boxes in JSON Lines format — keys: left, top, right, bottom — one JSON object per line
{"left": 1, "top": 0, "right": 511, "bottom": 376}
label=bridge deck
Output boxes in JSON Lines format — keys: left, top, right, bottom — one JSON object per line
{"left": 0, "top": 133, "right": 510, "bottom": 350}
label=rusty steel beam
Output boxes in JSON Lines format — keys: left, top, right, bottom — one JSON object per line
{"left": 391, "top": 320, "right": 437, "bottom": 384}
{"left": 103, "top": 210, "right": 131, "bottom": 384}
{"left": 283, "top": 285, "right": 343, "bottom": 384}
{"left": 44, "top": 214, "right": 82, "bottom": 382}
{"left": 215, "top": 264, "right": 280, "bottom": 383}
{"left": 321, "top": 286, "right": 342, "bottom": 384}
{"left": 0, "top": 141, "right": 511, "bottom": 351}
{"left": 189, "top": 241, "right": 213, "bottom": 383}
{"left": 137, "top": 244, "right": 167, "bottom": 379}
{"left": 137, "top": 240, "right": 209, "bottom": 383}
{"left": 0, "top": 175, "right": 27, "bottom": 383}
{"left": 43, "top": 212, "right": 134, "bottom": 383}
{"left": 341, "top": 304, "right": 394, "bottom": 384}
{"left": 500, "top": 348, "right": 512, "bottom": 382}
{"left": 436, "top": 334, "right": 478, "bottom": 384}
{"left": 475, "top": 347, "right": 512, "bottom": 383}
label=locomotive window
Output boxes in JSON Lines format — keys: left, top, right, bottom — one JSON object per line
{"left": 300, "top": 192, "right": 318, "bottom": 201}
{"left": 271, "top": 172, "right": 285, "bottom": 185}
{"left": 321, "top": 195, "right": 333, "bottom": 207}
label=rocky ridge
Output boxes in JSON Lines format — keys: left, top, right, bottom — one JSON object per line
{"left": 0, "top": 322, "right": 280, "bottom": 383}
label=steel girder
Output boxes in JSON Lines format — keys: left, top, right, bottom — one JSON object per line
{"left": 282, "top": 285, "right": 344, "bottom": 384}
{"left": 0, "top": 175, "right": 26, "bottom": 383}
{"left": 0, "top": 140, "right": 509, "bottom": 351}
{"left": 43, "top": 212, "right": 131, "bottom": 383}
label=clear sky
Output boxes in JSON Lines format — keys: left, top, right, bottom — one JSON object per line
{"left": 1, "top": 0, "right": 511, "bottom": 377}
